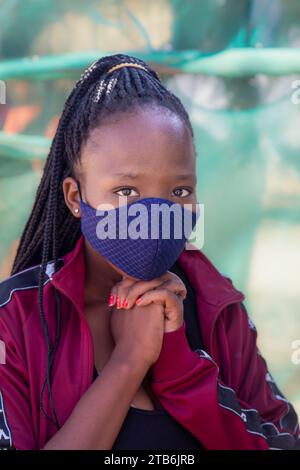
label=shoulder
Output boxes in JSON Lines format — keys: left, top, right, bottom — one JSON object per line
{"left": 0, "top": 265, "right": 40, "bottom": 309}
{"left": 178, "top": 246, "right": 245, "bottom": 306}
{"left": 0, "top": 259, "right": 63, "bottom": 312}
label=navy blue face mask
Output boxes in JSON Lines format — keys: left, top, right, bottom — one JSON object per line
{"left": 76, "top": 181, "right": 199, "bottom": 281}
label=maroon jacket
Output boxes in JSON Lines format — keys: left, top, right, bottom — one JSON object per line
{"left": 0, "top": 234, "right": 299, "bottom": 450}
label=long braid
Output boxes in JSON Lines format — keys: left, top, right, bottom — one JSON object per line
{"left": 11, "top": 53, "right": 194, "bottom": 429}
{"left": 38, "top": 129, "right": 65, "bottom": 428}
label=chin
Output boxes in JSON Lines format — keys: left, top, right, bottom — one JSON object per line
{"left": 119, "top": 270, "right": 141, "bottom": 281}
{"left": 106, "top": 258, "right": 140, "bottom": 281}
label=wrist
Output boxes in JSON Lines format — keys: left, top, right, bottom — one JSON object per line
{"left": 164, "top": 317, "right": 184, "bottom": 333}
{"left": 150, "top": 320, "right": 199, "bottom": 382}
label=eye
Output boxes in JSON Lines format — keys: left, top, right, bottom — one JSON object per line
{"left": 114, "top": 187, "right": 139, "bottom": 197}
{"left": 172, "top": 187, "right": 192, "bottom": 198}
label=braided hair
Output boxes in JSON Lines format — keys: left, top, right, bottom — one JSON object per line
{"left": 11, "top": 53, "right": 194, "bottom": 429}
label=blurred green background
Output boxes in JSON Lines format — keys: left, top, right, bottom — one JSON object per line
{"left": 0, "top": 0, "right": 299, "bottom": 416}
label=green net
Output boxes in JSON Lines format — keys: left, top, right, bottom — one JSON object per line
{"left": 0, "top": 0, "right": 300, "bottom": 416}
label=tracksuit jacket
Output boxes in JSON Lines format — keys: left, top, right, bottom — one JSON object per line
{"left": 0, "top": 233, "right": 299, "bottom": 450}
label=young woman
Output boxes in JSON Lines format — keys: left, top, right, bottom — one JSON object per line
{"left": 0, "top": 54, "right": 299, "bottom": 450}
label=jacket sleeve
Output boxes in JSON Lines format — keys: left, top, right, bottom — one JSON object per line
{"left": 150, "top": 305, "right": 300, "bottom": 450}
{"left": 0, "top": 304, "right": 37, "bottom": 450}
{"left": 215, "top": 301, "right": 300, "bottom": 450}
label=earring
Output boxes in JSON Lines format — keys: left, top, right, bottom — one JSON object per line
{"left": 74, "top": 208, "right": 80, "bottom": 214}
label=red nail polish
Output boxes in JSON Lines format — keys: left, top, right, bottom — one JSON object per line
{"left": 116, "top": 296, "right": 120, "bottom": 308}
{"left": 136, "top": 297, "right": 142, "bottom": 305}
{"left": 123, "top": 298, "right": 128, "bottom": 308}
{"left": 108, "top": 294, "right": 115, "bottom": 306}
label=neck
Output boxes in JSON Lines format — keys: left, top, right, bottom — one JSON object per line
{"left": 83, "top": 238, "right": 123, "bottom": 306}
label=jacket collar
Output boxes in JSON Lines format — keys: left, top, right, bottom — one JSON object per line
{"left": 50, "top": 234, "right": 244, "bottom": 342}
{"left": 178, "top": 246, "right": 244, "bottom": 350}
{"left": 178, "top": 246, "right": 244, "bottom": 307}
{"left": 50, "top": 234, "right": 86, "bottom": 318}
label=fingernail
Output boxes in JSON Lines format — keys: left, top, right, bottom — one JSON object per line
{"left": 116, "top": 296, "right": 121, "bottom": 309}
{"left": 135, "top": 297, "right": 142, "bottom": 305}
{"left": 122, "top": 298, "right": 128, "bottom": 308}
{"left": 108, "top": 294, "right": 115, "bottom": 306}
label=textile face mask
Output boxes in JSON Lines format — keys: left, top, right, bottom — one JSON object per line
{"left": 76, "top": 181, "right": 200, "bottom": 281}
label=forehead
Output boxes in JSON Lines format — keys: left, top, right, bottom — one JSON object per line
{"left": 78, "top": 106, "right": 195, "bottom": 177}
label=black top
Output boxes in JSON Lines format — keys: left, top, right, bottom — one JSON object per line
{"left": 92, "top": 260, "right": 205, "bottom": 450}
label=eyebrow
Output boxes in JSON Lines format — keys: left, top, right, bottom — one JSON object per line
{"left": 110, "top": 172, "right": 197, "bottom": 183}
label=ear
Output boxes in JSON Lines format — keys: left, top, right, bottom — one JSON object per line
{"left": 62, "top": 177, "right": 81, "bottom": 219}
